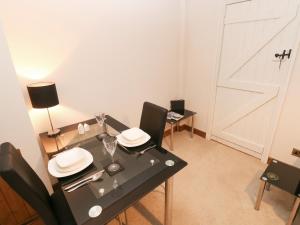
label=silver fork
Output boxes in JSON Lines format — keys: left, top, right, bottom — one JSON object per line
{"left": 137, "top": 145, "right": 156, "bottom": 156}
{"left": 64, "top": 170, "right": 104, "bottom": 192}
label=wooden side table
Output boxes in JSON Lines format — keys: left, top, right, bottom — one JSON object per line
{"left": 255, "top": 159, "right": 300, "bottom": 225}
{"left": 39, "top": 117, "right": 120, "bottom": 157}
{"left": 166, "top": 110, "right": 196, "bottom": 151}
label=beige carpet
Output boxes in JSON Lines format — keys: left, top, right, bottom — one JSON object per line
{"left": 109, "top": 130, "right": 300, "bottom": 225}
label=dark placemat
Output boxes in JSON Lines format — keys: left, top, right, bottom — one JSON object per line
{"left": 104, "top": 160, "right": 124, "bottom": 176}
{"left": 58, "top": 164, "right": 98, "bottom": 185}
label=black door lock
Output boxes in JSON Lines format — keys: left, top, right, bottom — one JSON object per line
{"left": 275, "top": 49, "right": 292, "bottom": 60}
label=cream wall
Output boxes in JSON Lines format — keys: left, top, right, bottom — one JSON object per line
{"left": 0, "top": 26, "right": 51, "bottom": 190}
{"left": 270, "top": 51, "right": 300, "bottom": 167}
{"left": 1, "top": 0, "right": 299, "bottom": 169}
{"left": 182, "top": 0, "right": 223, "bottom": 131}
{"left": 0, "top": 0, "right": 182, "bottom": 134}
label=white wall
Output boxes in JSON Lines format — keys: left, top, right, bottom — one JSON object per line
{"left": 0, "top": 25, "right": 51, "bottom": 190}
{"left": 0, "top": 0, "right": 182, "bottom": 134}
{"left": 2, "top": 0, "right": 299, "bottom": 167}
{"left": 270, "top": 51, "right": 300, "bottom": 167}
{"left": 183, "top": 0, "right": 223, "bottom": 131}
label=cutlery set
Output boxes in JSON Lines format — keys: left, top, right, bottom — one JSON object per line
{"left": 63, "top": 143, "right": 156, "bottom": 192}
{"left": 64, "top": 170, "right": 104, "bottom": 192}
{"left": 118, "top": 143, "right": 156, "bottom": 156}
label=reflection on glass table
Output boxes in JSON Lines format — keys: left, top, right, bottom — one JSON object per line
{"left": 40, "top": 120, "right": 119, "bottom": 155}
{"left": 58, "top": 135, "right": 160, "bottom": 200}
{"left": 95, "top": 112, "right": 108, "bottom": 140}
{"left": 102, "top": 135, "right": 120, "bottom": 173}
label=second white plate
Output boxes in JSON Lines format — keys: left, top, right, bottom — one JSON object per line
{"left": 117, "top": 133, "right": 150, "bottom": 147}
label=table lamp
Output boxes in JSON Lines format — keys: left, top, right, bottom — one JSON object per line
{"left": 27, "top": 82, "right": 61, "bottom": 137}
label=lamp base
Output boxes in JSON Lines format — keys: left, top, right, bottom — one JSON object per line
{"left": 47, "top": 128, "right": 61, "bottom": 137}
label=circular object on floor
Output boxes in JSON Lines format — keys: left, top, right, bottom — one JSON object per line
{"left": 165, "top": 160, "right": 175, "bottom": 167}
{"left": 88, "top": 205, "right": 102, "bottom": 218}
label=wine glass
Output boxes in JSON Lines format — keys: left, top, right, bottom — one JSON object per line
{"left": 102, "top": 135, "right": 120, "bottom": 172}
{"left": 95, "top": 113, "right": 106, "bottom": 127}
{"left": 95, "top": 112, "right": 108, "bottom": 140}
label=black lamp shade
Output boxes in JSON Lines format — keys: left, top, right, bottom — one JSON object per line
{"left": 27, "top": 82, "right": 59, "bottom": 109}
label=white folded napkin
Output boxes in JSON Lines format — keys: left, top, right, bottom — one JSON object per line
{"left": 55, "top": 160, "right": 86, "bottom": 173}
{"left": 121, "top": 127, "right": 146, "bottom": 142}
{"left": 55, "top": 148, "right": 86, "bottom": 172}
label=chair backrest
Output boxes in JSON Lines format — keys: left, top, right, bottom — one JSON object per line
{"left": 139, "top": 102, "right": 168, "bottom": 147}
{"left": 0, "top": 142, "right": 59, "bottom": 225}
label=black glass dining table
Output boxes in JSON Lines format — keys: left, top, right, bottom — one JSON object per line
{"left": 41, "top": 115, "right": 187, "bottom": 225}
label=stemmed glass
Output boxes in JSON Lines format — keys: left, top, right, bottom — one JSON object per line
{"left": 102, "top": 135, "right": 120, "bottom": 172}
{"left": 95, "top": 113, "right": 106, "bottom": 126}
{"left": 95, "top": 112, "right": 108, "bottom": 140}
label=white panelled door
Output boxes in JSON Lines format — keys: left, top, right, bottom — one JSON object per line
{"left": 211, "top": 0, "right": 300, "bottom": 159}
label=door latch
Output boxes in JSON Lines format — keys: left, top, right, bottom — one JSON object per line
{"left": 275, "top": 49, "right": 292, "bottom": 60}
{"left": 275, "top": 49, "right": 292, "bottom": 69}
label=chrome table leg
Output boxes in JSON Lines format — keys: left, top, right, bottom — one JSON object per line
{"left": 255, "top": 180, "right": 266, "bottom": 210}
{"left": 191, "top": 115, "right": 194, "bottom": 138}
{"left": 165, "top": 177, "right": 174, "bottom": 225}
{"left": 170, "top": 124, "right": 174, "bottom": 151}
{"left": 176, "top": 122, "right": 179, "bottom": 132}
{"left": 266, "top": 183, "right": 271, "bottom": 191}
{"left": 287, "top": 196, "right": 300, "bottom": 225}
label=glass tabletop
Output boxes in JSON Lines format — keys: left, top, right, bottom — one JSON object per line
{"left": 60, "top": 135, "right": 161, "bottom": 199}
{"left": 55, "top": 123, "right": 119, "bottom": 153}
{"left": 49, "top": 116, "right": 187, "bottom": 225}
{"left": 261, "top": 159, "right": 300, "bottom": 196}
{"left": 166, "top": 109, "right": 196, "bottom": 124}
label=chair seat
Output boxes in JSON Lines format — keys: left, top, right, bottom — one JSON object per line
{"left": 51, "top": 185, "right": 77, "bottom": 225}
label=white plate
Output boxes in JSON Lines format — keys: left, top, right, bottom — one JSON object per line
{"left": 48, "top": 149, "right": 93, "bottom": 178}
{"left": 55, "top": 147, "right": 86, "bottom": 169}
{"left": 121, "top": 127, "right": 146, "bottom": 142}
{"left": 117, "top": 133, "right": 150, "bottom": 147}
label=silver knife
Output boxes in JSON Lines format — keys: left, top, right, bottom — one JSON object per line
{"left": 64, "top": 170, "right": 104, "bottom": 191}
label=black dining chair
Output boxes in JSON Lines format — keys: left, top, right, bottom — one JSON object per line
{"left": 139, "top": 102, "right": 168, "bottom": 147}
{"left": 0, "top": 142, "right": 76, "bottom": 225}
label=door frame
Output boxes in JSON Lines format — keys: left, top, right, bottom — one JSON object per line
{"left": 206, "top": 0, "right": 300, "bottom": 163}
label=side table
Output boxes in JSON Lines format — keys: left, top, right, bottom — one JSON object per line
{"left": 255, "top": 159, "right": 300, "bottom": 225}
{"left": 166, "top": 110, "right": 196, "bottom": 150}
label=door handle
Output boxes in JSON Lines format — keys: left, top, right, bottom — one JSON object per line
{"left": 275, "top": 49, "right": 292, "bottom": 60}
